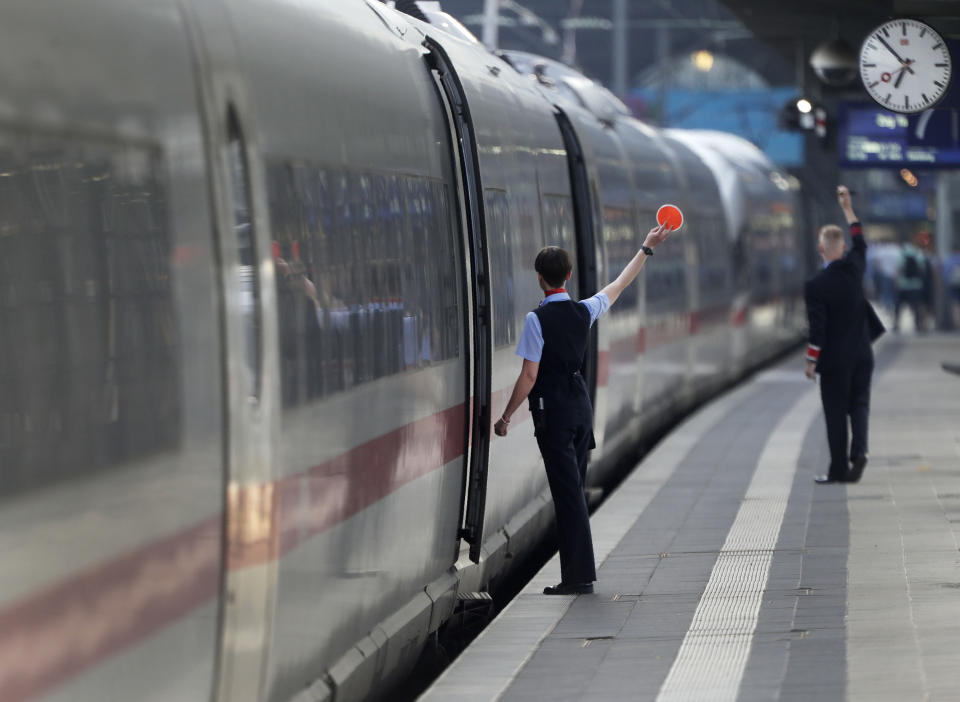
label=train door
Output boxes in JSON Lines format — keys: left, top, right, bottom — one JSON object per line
{"left": 181, "top": 6, "right": 280, "bottom": 701}
{"left": 423, "top": 38, "right": 492, "bottom": 563}
{"left": 555, "top": 108, "right": 599, "bottom": 407}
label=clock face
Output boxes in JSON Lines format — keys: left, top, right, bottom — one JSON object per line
{"left": 859, "top": 19, "right": 952, "bottom": 113}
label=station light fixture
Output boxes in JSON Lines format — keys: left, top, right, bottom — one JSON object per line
{"left": 691, "top": 50, "right": 714, "bottom": 72}
{"left": 809, "top": 38, "right": 857, "bottom": 87}
{"left": 813, "top": 107, "right": 827, "bottom": 138}
{"left": 779, "top": 96, "right": 828, "bottom": 140}
{"left": 900, "top": 168, "right": 919, "bottom": 187}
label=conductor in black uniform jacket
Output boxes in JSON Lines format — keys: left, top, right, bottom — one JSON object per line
{"left": 804, "top": 185, "right": 882, "bottom": 484}
{"left": 494, "top": 222, "right": 672, "bottom": 595}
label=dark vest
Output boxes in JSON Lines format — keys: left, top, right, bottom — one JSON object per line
{"left": 528, "top": 300, "right": 592, "bottom": 424}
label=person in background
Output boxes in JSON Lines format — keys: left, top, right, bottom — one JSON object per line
{"left": 916, "top": 231, "right": 936, "bottom": 331}
{"left": 494, "top": 222, "right": 672, "bottom": 595}
{"left": 804, "top": 185, "right": 882, "bottom": 484}
{"left": 895, "top": 235, "right": 927, "bottom": 332}
{"left": 875, "top": 241, "right": 901, "bottom": 312}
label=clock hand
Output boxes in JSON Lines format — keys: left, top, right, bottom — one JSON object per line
{"left": 894, "top": 62, "right": 912, "bottom": 88}
{"left": 882, "top": 62, "right": 913, "bottom": 86}
{"left": 877, "top": 35, "right": 916, "bottom": 74}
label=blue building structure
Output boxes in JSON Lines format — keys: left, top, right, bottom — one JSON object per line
{"left": 628, "top": 87, "right": 804, "bottom": 167}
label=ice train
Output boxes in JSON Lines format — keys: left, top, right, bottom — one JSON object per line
{"left": 0, "top": 2, "right": 807, "bottom": 701}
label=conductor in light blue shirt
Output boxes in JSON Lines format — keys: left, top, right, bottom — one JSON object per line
{"left": 494, "top": 221, "right": 672, "bottom": 595}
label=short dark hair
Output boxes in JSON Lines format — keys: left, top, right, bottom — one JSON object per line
{"left": 534, "top": 246, "right": 572, "bottom": 288}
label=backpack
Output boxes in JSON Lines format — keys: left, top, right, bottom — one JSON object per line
{"left": 902, "top": 252, "right": 920, "bottom": 279}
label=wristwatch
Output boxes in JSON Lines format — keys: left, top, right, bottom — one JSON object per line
{"left": 641, "top": 245, "right": 654, "bottom": 256}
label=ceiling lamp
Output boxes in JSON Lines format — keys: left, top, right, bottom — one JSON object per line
{"left": 809, "top": 37, "right": 857, "bottom": 87}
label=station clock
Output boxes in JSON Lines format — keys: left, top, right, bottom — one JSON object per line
{"left": 859, "top": 18, "right": 952, "bottom": 113}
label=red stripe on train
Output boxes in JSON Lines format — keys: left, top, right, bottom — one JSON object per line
{"left": 597, "top": 350, "right": 610, "bottom": 387}
{"left": 606, "top": 304, "right": 746, "bottom": 360}
{"left": 227, "top": 404, "right": 467, "bottom": 569}
{"left": 0, "top": 519, "right": 221, "bottom": 702}
{"left": 0, "top": 403, "right": 469, "bottom": 700}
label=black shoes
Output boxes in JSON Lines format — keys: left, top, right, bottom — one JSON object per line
{"left": 543, "top": 582, "right": 594, "bottom": 595}
{"left": 815, "top": 455, "right": 868, "bottom": 484}
{"left": 848, "top": 455, "right": 868, "bottom": 483}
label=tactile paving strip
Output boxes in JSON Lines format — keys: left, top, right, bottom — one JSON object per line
{"left": 656, "top": 389, "right": 820, "bottom": 702}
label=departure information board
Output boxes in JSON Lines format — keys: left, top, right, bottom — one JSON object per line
{"left": 838, "top": 103, "right": 960, "bottom": 168}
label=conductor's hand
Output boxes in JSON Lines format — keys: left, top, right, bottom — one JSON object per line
{"left": 494, "top": 417, "right": 509, "bottom": 437}
{"left": 804, "top": 360, "right": 817, "bottom": 380}
{"left": 837, "top": 185, "right": 853, "bottom": 212}
{"left": 642, "top": 222, "right": 671, "bottom": 250}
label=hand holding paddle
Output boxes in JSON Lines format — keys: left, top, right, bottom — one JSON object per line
{"left": 641, "top": 204, "right": 682, "bottom": 251}
{"left": 643, "top": 221, "right": 672, "bottom": 250}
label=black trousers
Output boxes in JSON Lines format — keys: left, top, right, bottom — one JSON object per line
{"left": 819, "top": 355, "right": 874, "bottom": 480}
{"left": 895, "top": 289, "right": 925, "bottom": 332}
{"left": 535, "top": 421, "right": 597, "bottom": 584}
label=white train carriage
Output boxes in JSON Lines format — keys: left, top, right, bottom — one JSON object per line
{"left": 0, "top": 2, "right": 806, "bottom": 701}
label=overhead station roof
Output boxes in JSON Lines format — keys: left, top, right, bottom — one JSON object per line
{"left": 439, "top": 1, "right": 960, "bottom": 91}
{"left": 720, "top": 0, "right": 960, "bottom": 59}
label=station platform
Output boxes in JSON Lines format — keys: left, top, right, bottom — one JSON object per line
{"left": 421, "top": 333, "right": 960, "bottom": 701}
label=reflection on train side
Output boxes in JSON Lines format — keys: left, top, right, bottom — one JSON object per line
{"left": 485, "top": 189, "right": 517, "bottom": 348}
{"left": 265, "top": 164, "right": 463, "bottom": 408}
{"left": 0, "top": 137, "right": 177, "bottom": 493}
{"left": 540, "top": 194, "right": 577, "bottom": 298}
{"left": 603, "top": 206, "right": 639, "bottom": 311}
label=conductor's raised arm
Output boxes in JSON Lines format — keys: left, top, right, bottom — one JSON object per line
{"left": 837, "top": 185, "right": 857, "bottom": 225}
{"left": 600, "top": 222, "right": 672, "bottom": 307}
{"left": 837, "top": 185, "right": 866, "bottom": 276}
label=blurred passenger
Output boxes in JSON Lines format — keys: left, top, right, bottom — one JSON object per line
{"left": 873, "top": 242, "right": 901, "bottom": 311}
{"left": 493, "top": 222, "right": 672, "bottom": 595}
{"left": 895, "top": 237, "right": 927, "bottom": 332}
{"left": 804, "top": 186, "right": 884, "bottom": 484}
{"left": 917, "top": 231, "right": 936, "bottom": 330}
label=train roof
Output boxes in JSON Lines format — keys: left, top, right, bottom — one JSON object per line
{"left": 499, "top": 50, "right": 632, "bottom": 125}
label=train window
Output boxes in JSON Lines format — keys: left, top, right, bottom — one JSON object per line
{"left": 485, "top": 190, "right": 517, "bottom": 347}
{"left": 0, "top": 136, "right": 179, "bottom": 493}
{"left": 603, "top": 206, "right": 638, "bottom": 311}
{"left": 643, "top": 202, "right": 688, "bottom": 309}
{"left": 698, "top": 218, "right": 730, "bottom": 298}
{"left": 540, "top": 194, "right": 577, "bottom": 298}
{"left": 227, "top": 114, "right": 262, "bottom": 401}
{"left": 267, "top": 163, "right": 461, "bottom": 408}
